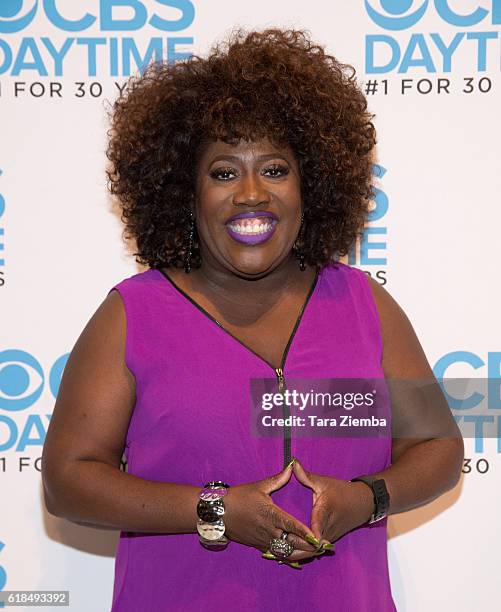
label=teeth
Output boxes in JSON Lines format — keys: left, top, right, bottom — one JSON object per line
{"left": 228, "top": 219, "right": 275, "bottom": 235}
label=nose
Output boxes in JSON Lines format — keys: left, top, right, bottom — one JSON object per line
{"left": 232, "top": 172, "right": 270, "bottom": 207}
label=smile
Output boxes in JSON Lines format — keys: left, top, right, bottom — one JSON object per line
{"left": 225, "top": 213, "right": 278, "bottom": 245}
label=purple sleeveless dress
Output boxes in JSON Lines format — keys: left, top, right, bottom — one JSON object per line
{"left": 108, "top": 262, "right": 396, "bottom": 611}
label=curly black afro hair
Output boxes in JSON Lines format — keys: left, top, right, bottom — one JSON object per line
{"left": 106, "top": 28, "right": 377, "bottom": 270}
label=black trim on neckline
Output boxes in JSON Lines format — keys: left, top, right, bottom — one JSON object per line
{"left": 154, "top": 266, "right": 321, "bottom": 372}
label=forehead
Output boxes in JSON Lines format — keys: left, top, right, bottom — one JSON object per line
{"left": 197, "top": 138, "right": 298, "bottom": 164}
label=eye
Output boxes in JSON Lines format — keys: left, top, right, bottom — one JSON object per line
{"left": 209, "top": 167, "right": 237, "bottom": 181}
{"left": 262, "top": 164, "right": 289, "bottom": 178}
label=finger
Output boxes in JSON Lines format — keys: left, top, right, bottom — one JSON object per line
{"left": 273, "top": 507, "right": 321, "bottom": 550}
{"left": 263, "top": 528, "right": 316, "bottom": 563}
{"left": 310, "top": 500, "right": 326, "bottom": 541}
{"left": 266, "top": 524, "right": 316, "bottom": 553}
{"left": 262, "top": 551, "right": 303, "bottom": 569}
{"left": 288, "top": 548, "right": 328, "bottom": 562}
{"left": 285, "top": 532, "right": 319, "bottom": 552}
{"left": 310, "top": 502, "right": 335, "bottom": 551}
{"left": 262, "top": 458, "right": 295, "bottom": 495}
{"left": 292, "top": 458, "right": 317, "bottom": 490}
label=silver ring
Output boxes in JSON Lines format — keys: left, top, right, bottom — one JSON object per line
{"left": 269, "top": 531, "right": 294, "bottom": 559}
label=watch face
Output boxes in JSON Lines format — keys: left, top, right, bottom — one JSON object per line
{"left": 197, "top": 519, "right": 225, "bottom": 541}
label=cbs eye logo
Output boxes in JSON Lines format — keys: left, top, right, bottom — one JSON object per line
{"left": 0, "top": 0, "right": 38, "bottom": 34}
{"left": 365, "top": 0, "right": 429, "bottom": 30}
{"left": 0, "top": 350, "right": 68, "bottom": 411}
{"left": 365, "top": 0, "right": 501, "bottom": 30}
{"left": 0, "top": 539, "right": 6, "bottom": 602}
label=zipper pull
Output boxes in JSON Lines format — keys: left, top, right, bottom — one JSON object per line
{"left": 275, "top": 367, "right": 285, "bottom": 393}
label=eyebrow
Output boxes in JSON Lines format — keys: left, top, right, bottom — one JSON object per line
{"left": 208, "top": 153, "right": 291, "bottom": 165}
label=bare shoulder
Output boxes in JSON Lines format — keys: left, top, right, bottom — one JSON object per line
{"left": 42, "top": 288, "right": 136, "bottom": 469}
{"left": 69, "top": 288, "right": 135, "bottom": 389}
{"left": 365, "top": 276, "right": 434, "bottom": 379}
{"left": 88, "top": 289, "right": 130, "bottom": 360}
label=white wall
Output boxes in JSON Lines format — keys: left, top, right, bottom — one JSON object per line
{"left": 1, "top": 2, "right": 499, "bottom": 610}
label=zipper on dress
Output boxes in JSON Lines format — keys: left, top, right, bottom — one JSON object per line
{"left": 156, "top": 267, "right": 320, "bottom": 471}
{"left": 275, "top": 367, "right": 292, "bottom": 468}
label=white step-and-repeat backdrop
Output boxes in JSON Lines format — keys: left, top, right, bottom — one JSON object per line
{"left": 1, "top": 1, "right": 499, "bottom": 610}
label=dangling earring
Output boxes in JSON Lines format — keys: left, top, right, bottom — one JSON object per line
{"left": 294, "top": 212, "right": 306, "bottom": 271}
{"left": 184, "top": 211, "right": 195, "bottom": 273}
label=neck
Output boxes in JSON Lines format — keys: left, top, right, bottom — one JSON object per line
{"left": 194, "top": 254, "right": 311, "bottom": 302}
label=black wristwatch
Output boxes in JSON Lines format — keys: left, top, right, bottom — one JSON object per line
{"left": 350, "top": 476, "right": 390, "bottom": 524}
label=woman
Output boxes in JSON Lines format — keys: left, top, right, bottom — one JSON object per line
{"left": 42, "top": 29, "right": 463, "bottom": 611}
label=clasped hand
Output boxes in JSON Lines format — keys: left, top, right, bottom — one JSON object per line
{"left": 223, "top": 458, "right": 375, "bottom": 565}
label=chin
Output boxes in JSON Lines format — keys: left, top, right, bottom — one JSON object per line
{"left": 227, "top": 255, "right": 278, "bottom": 279}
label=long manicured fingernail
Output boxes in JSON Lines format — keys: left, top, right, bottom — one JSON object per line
{"left": 286, "top": 457, "right": 296, "bottom": 468}
{"left": 263, "top": 552, "right": 277, "bottom": 560}
{"left": 279, "top": 560, "right": 302, "bottom": 569}
{"left": 287, "top": 561, "right": 302, "bottom": 569}
{"left": 305, "top": 534, "right": 321, "bottom": 547}
{"left": 262, "top": 552, "right": 278, "bottom": 560}
{"left": 321, "top": 542, "right": 334, "bottom": 551}
{"left": 261, "top": 552, "right": 278, "bottom": 560}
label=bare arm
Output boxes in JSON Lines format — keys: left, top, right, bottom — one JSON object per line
{"left": 41, "top": 289, "right": 320, "bottom": 557}
{"left": 41, "top": 289, "right": 200, "bottom": 532}
{"left": 363, "top": 276, "right": 464, "bottom": 516}
{"left": 291, "top": 275, "right": 464, "bottom": 544}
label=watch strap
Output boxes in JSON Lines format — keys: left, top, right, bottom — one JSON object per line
{"left": 351, "top": 476, "right": 390, "bottom": 524}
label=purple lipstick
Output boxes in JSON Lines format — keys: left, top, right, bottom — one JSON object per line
{"left": 225, "top": 211, "right": 278, "bottom": 245}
